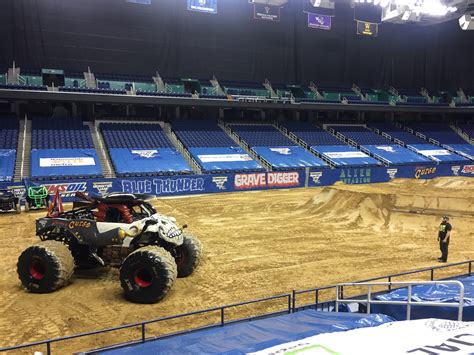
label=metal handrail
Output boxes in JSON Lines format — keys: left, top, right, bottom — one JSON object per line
{"left": 335, "top": 281, "right": 465, "bottom": 321}
{"left": 0, "top": 293, "right": 291, "bottom": 354}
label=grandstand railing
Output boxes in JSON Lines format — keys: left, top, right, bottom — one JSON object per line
{"left": 335, "top": 281, "right": 465, "bottom": 321}
{"left": 2, "top": 260, "right": 472, "bottom": 354}
{"left": 164, "top": 124, "right": 202, "bottom": 174}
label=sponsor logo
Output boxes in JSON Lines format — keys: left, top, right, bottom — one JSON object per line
{"left": 131, "top": 150, "right": 158, "bottom": 158}
{"left": 339, "top": 168, "right": 371, "bottom": 184}
{"left": 121, "top": 178, "right": 205, "bottom": 195}
{"left": 309, "top": 171, "right": 323, "bottom": 184}
{"left": 415, "top": 167, "right": 437, "bottom": 179}
{"left": 7, "top": 186, "right": 26, "bottom": 198}
{"left": 234, "top": 172, "right": 299, "bottom": 189}
{"left": 93, "top": 182, "right": 113, "bottom": 195}
{"left": 386, "top": 168, "right": 398, "bottom": 179}
{"left": 212, "top": 176, "right": 228, "bottom": 190}
{"left": 269, "top": 147, "right": 291, "bottom": 155}
{"left": 43, "top": 182, "right": 88, "bottom": 197}
{"left": 451, "top": 166, "right": 461, "bottom": 176}
{"left": 68, "top": 221, "right": 92, "bottom": 229}
{"left": 462, "top": 165, "right": 474, "bottom": 174}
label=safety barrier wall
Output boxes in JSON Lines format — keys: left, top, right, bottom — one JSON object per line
{"left": 0, "top": 163, "right": 473, "bottom": 202}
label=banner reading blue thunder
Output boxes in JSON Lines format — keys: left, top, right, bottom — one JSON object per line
{"left": 308, "top": 13, "right": 332, "bottom": 30}
{"left": 187, "top": 0, "right": 217, "bottom": 14}
{"left": 254, "top": 4, "right": 281, "bottom": 21}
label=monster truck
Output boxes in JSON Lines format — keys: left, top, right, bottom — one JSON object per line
{"left": 17, "top": 192, "right": 203, "bottom": 303}
{"left": 0, "top": 189, "right": 21, "bottom": 213}
{"left": 24, "top": 186, "right": 50, "bottom": 211}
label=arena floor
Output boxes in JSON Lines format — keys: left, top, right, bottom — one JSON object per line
{"left": 1, "top": 177, "right": 473, "bottom": 353}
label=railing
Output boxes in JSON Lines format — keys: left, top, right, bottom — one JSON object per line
{"left": 2, "top": 293, "right": 292, "bottom": 355}
{"left": 2, "top": 260, "right": 472, "bottom": 354}
{"left": 335, "top": 281, "right": 465, "bottom": 321}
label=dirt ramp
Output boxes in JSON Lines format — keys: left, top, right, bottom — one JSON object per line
{"left": 300, "top": 187, "right": 394, "bottom": 229}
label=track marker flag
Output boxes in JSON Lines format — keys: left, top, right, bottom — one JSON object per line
{"left": 47, "top": 190, "right": 64, "bottom": 218}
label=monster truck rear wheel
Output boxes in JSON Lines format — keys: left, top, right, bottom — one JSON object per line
{"left": 17, "top": 240, "right": 75, "bottom": 293}
{"left": 174, "top": 234, "right": 203, "bottom": 278}
{"left": 120, "top": 246, "right": 177, "bottom": 304}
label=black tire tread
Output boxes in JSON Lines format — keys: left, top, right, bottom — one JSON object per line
{"left": 120, "top": 246, "right": 177, "bottom": 303}
{"left": 177, "top": 234, "right": 203, "bottom": 278}
{"left": 18, "top": 240, "right": 75, "bottom": 292}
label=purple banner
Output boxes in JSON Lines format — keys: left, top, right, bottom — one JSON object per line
{"left": 308, "top": 13, "right": 332, "bottom": 30}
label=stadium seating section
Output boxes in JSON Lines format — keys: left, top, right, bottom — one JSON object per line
{"left": 281, "top": 121, "right": 380, "bottom": 167}
{"left": 99, "top": 122, "right": 192, "bottom": 177}
{"left": 229, "top": 124, "right": 328, "bottom": 170}
{"left": 0, "top": 116, "right": 19, "bottom": 181}
{"left": 170, "top": 120, "right": 263, "bottom": 173}
{"left": 402, "top": 122, "right": 474, "bottom": 160}
{"left": 30, "top": 117, "right": 102, "bottom": 180}
{"left": 328, "top": 125, "right": 432, "bottom": 165}
{"left": 370, "top": 122, "right": 470, "bottom": 163}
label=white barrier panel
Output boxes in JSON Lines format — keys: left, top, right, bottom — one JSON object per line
{"left": 197, "top": 154, "right": 253, "bottom": 163}
{"left": 249, "top": 319, "right": 474, "bottom": 355}
{"left": 324, "top": 151, "right": 369, "bottom": 158}
{"left": 39, "top": 157, "right": 96, "bottom": 167}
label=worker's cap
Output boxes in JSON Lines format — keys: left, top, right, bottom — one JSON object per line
{"left": 442, "top": 215, "right": 450, "bottom": 220}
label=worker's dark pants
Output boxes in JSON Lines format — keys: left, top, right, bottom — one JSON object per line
{"left": 439, "top": 238, "right": 449, "bottom": 261}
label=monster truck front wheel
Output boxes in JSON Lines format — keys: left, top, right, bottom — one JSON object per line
{"left": 120, "top": 246, "right": 177, "bottom": 304}
{"left": 174, "top": 234, "right": 203, "bottom": 278}
{"left": 17, "top": 240, "right": 75, "bottom": 293}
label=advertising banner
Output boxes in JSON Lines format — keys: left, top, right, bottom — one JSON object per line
{"left": 308, "top": 13, "right": 332, "bottom": 30}
{"left": 187, "top": 0, "right": 217, "bottom": 14}
{"left": 254, "top": 3, "right": 281, "bottom": 21}
{"left": 356, "top": 20, "right": 378, "bottom": 37}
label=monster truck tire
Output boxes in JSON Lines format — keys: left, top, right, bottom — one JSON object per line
{"left": 120, "top": 246, "right": 177, "bottom": 304}
{"left": 24, "top": 201, "right": 30, "bottom": 212}
{"left": 17, "top": 240, "right": 75, "bottom": 293}
{"left": 174, "top": 234, "right": 203, "bottom": 278}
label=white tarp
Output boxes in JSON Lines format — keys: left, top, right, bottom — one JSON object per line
{"left": 39, "top": 157, "right": 96, "bottom": 167}
{"left": 248, "top": 319, "right": 474, "bottom": 355}
{"left": 198, "top": 154, "right": 252, "bottom": 163}
{"left": 417, "top": 149, "right": 452, "bottom": 157}
{"left": 324, "top": 151, "right": 369, "bottom": 159}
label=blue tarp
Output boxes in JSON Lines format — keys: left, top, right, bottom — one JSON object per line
{"left": 0, "top": 149, "right": 15, "bottom": 182}
{"left": 372, "top": 276, "right": 474, "bottom": 321}
{"left": 30, "top": 149, "right": 102, "bottom": 179}
{"left": 109, "top": 148, "right": 192, "bottom": 176}
{"left": 253, "top": 146, "right": 328, "bottom": 169}
{"left": 445, "top": 144, "right": 474, "bottom": 160}
{"left": 188, "top": 147, "right": 263, "bottom": 172}
{"left": 408, "top": 144, "right": 469, "bottom": 163}
{"left": 362, "top": 145, "right": 432, "bottom": 165}
{"left": 312, "top": 145, "right": 380, "bottom": 167}
{"left": 100, "top": 310, "right": 394, "bottom": 355}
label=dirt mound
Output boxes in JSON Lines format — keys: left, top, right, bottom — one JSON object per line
{"left": 300, "top": 187, "right": 394, "bottom": 230}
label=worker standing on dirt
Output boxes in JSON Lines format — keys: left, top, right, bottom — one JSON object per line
{"left": 437, "top": 216, "right": 452, "bottom": 263}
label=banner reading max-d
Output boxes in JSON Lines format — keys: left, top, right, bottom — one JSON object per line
{"left": 187, "top": 0, "right": 217, "bottom": 14}
{"left": 308, "top": 13, "right": 331, "bottom": 30}
{"left": 254, "top": 4, "right": 280, "bottom": 21}
{"left": 356, "top": 20, "right": 378, "bottom": 36}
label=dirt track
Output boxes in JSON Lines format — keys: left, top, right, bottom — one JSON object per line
{"left": 0, "top": 177, "right": 473, "bottom": 353}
